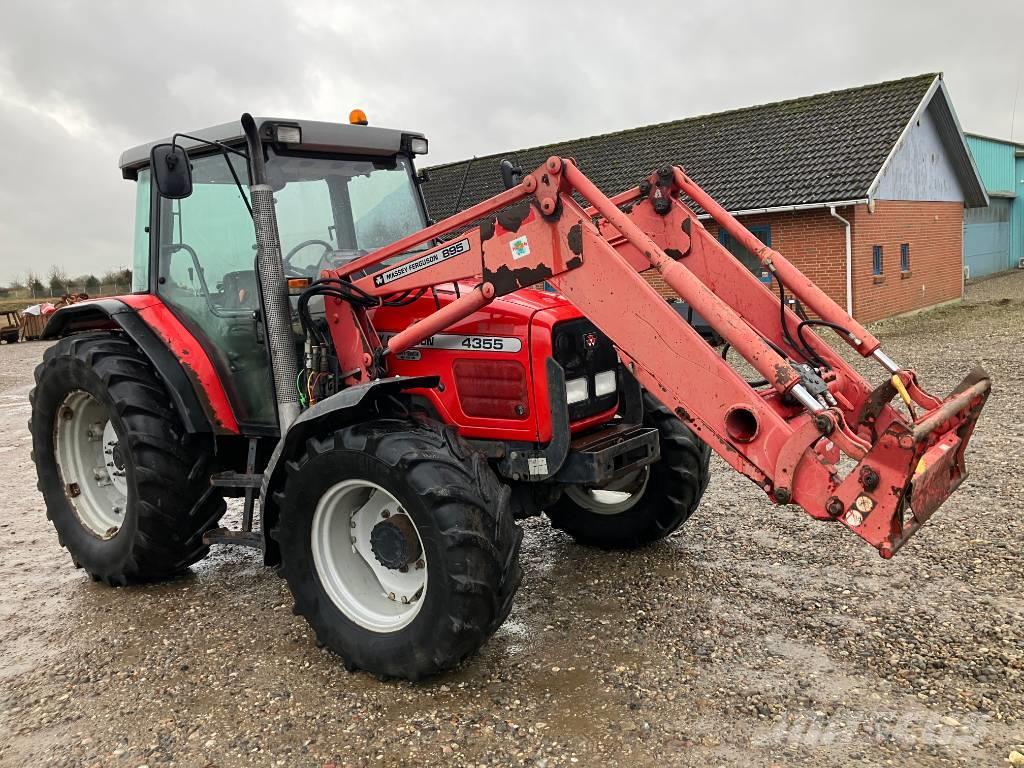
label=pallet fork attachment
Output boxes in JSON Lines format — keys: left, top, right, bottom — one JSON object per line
{"left": 316, "top": 158, "right": 990, "bottom": 558}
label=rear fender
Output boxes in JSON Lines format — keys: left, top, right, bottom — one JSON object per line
{"left": 42, "top": 299, "right": 212, "bottom": 434}
{"left": 258, "top": 375, "right": 439, "bottom": 565}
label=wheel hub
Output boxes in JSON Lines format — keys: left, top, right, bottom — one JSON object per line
{"left": 310, "top": 479, "right": 428, "bottom": 632}
{"left": 369, "top": 515, "right": 422, "bottom": 570}
{"left": 55, "top": 391, "right": 128, "bottom": 539}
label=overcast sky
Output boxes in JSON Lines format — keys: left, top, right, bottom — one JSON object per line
{"left": 1, "top": 0, "right": 1022, "bottom": 284}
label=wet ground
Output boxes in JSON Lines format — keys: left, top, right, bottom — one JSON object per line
{"left": 1, "top": 272, "right": 1022, "bottom": 767}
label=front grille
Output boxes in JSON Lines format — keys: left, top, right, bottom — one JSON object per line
{"left": 551, "top": 318, "right": 619, "bottom": 421}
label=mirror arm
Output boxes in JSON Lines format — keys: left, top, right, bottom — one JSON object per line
{"left": 171, "top": 133, "right": 249, "bottom": 160}
{"left": 170, "top": 133, "right": 253, "bottom": 218}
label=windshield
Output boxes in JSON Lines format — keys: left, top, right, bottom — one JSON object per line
{"left": 265, "top": 149, "right": 427, "bottom": 272}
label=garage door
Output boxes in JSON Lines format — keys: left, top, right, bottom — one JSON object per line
{"left": 963, "top": 198, "right": 1011, "bottom": 278}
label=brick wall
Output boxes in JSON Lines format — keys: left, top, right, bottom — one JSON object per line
{"left": 642, "top": 208, "right": 848, "bottom": 309}
{"left": 847, "top": 200, "right": 963, "bottom": 322}
{"left": 640, "top": 200, "right": 964, "bottom": 323}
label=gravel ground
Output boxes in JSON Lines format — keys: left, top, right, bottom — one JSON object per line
{"left": 1, "top": 272, "right": 1022, "bottom": 767}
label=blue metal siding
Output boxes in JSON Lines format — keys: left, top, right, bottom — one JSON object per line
{"left": 963, "top": 135, "right": 1022, "bottom": 277}
{"left": 964, "top": 198, "right": 1011, "bottom": 277}
{"left": 966, "top": 136, "right": 1017, "bottom": 194}
{"left": 1014, "top": 156, "right": 1024, "bottom": 268}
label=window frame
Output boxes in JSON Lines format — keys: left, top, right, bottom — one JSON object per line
{"left": 718, "top": 224, "right": 772, "bottom": 284}
{"left": 900, "top": 243, "right": 910, "bottom": 272}
{"left": 131, "top": 168, "right": 153, "bottom": 294}
{"left": 872, "top": 245, "right": 883, "bottom": 277}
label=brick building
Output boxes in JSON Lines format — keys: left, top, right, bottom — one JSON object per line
{"left": 421, "top": 74, "right": 987, "bottom": 322}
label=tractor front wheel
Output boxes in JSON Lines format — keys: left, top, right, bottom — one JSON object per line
{"left": 272, "top": 418, "right": 522, "bottom": 680}
{"left": 547, "top": 393, "right": 711, "bottom": 549}
{"left": 30, "top": 332, "right": 225, "bottom": 585}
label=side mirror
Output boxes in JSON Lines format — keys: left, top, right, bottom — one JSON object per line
{"left": 499, "top": 159, "right": 522, "bottom": 191}
{"left": 150, "top": 143, "right": 193, "bottom": 199}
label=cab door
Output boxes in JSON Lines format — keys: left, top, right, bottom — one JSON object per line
{"left": 154, "top": 150, "right": 276, "bottom": 428}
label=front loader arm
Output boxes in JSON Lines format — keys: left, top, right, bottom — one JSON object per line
{"left": 319, "top": 157, "right": 989, "bottom": 558}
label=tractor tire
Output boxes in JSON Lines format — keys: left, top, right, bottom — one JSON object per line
{"left": 547, "top": 393, "right": 711, "bottom": 549}
{"left": 30, "top": 331, "right": 225, "bottom": 585}
{"left": 271, "top": 417, "right": 523, "bottom": 680}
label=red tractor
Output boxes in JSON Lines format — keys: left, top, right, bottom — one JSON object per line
{"left": 31, "top": 113, "right": 989, "bottom": 680}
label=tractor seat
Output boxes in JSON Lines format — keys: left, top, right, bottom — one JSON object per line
{"left": 220, "top": 270, "right": 259, "bottom": 311}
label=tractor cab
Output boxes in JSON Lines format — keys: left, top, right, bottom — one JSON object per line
{"left": 118, "top": 116, "right": 430, "bottom": 428}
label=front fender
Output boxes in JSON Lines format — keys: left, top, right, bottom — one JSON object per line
{"left": 259, "top": 375, "right": 439, "bottom": 565}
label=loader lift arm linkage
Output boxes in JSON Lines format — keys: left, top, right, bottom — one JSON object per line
{"left": 315, "top": 157, "right": 990, "bottom": 558}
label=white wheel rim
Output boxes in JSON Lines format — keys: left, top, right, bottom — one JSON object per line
{"left": 54, "top": 391, "right": 128, "bottom": 539}
{"left": 565, "top": 467, "right": 650, "bottom": 515}
{"left": 311, "top": 479, "right": 427, "bottom": 632}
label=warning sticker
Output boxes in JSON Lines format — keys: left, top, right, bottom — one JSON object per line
{"left": 527, "top": 457, "right": 548, "bottom": 475}
{"left": 509, "top": 236, "right": 531, "bottom": 260}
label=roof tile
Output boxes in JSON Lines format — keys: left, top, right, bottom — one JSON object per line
{"left": 422, "top": 74, "right": 938, "bottom": 218}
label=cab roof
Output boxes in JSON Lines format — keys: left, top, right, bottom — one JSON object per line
{"left": 118, "top": 116, "right": 426, "bottom": 180}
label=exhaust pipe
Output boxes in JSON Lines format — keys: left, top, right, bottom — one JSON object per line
{"left": 241, "top": 113, "right": 300, "bottom": 432}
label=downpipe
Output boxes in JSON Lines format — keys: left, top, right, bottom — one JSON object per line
{"left": 828, "top": 205, "right": 853, "bottom": 318}
{"left": 242, "top": 113, "right": 300, "bottom": 432}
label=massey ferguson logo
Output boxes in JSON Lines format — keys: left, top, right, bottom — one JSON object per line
{"left": 372, "top": 238, "right": 471, "bottom": 287}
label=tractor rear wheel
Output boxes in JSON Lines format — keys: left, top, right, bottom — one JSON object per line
{"left": 272, "top": 418, "right": 522, "bottom": 680}
{"left": 30, "top": 332, "right": 225, "bottom": 585}
{"left": 547, "top": 393, "right": 711, "bottom": 548}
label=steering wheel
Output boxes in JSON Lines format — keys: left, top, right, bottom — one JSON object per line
{"left": 283, "top": 239, "right": 335, "bottom": 277}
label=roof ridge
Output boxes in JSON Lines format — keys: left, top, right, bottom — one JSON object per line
{"left": 426, "top": 73, "right": 940, "bottom": 172}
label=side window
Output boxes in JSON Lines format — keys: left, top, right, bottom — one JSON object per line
{"left": 131, "top": 169, "right": 151, "bottom": 292}
{"left": 159, "top": 152, "right": 255, "bottom": 311}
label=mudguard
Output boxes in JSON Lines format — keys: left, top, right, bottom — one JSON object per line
{"left": 41, "top": 299, "right": 212, "bottom": 433}
{"left": 258, "top": 374, "right": 440, "bottom": 564}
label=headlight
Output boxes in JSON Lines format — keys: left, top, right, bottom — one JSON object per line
{"left": 565, "top": 377, "right": 589, "bottom": 404}
{"left": 594, "top": 370, "right": 617, "bottom": 397}
{"left": 409, "top": 137, "right": 428, "bottom": 155}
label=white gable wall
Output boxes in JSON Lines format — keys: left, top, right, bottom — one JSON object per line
{"left": 873, "top": 100, "right": 967, "bottom": 203}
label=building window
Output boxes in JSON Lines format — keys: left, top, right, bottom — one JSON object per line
{"left": 719, "top": 225, "right": 772, "bottom": 283}
{"left": 872, "top": 245, "right": 883, "bottom": 276}
{"left": 900, "top": 243, "right": 910, "bottom": 272}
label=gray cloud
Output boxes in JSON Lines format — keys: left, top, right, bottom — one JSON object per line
{"left": 1, "top": 0, "right": 1021, "bottom": 283}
